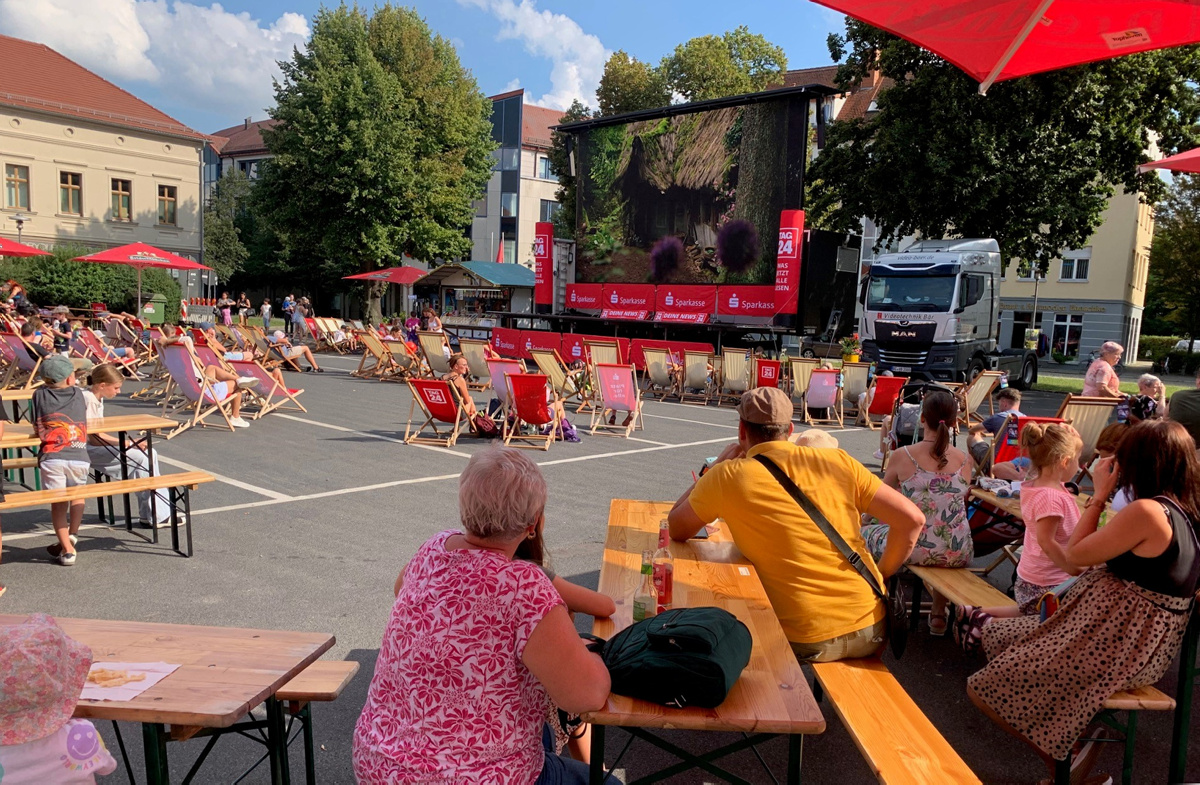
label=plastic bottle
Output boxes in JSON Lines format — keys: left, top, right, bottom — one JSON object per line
{"left": 632, "top": 551, "right": 658, "bottom": 622}
{"left": 653, "top": 521, "right": 674, "bottom": 613}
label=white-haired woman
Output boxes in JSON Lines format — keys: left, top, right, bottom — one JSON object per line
{"left": 1130, "top": 373, "right": 1169, "bottom": 423}
{"left": 1082, "top": 341, "right": 1123, "bottom": 398}
{"left": 353, "top": 447, "right": 610, "bottom": 784}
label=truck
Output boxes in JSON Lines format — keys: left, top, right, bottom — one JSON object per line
{"left": 858, "top": 238, "right": 1038, "bottom": 388}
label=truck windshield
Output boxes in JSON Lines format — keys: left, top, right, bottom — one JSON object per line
{"left": 866, "top": 275, "right": 956, "bottom": 312}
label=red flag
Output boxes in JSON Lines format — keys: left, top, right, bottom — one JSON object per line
{"left": 496, "top": 241, "right": 505, "bottom": 264}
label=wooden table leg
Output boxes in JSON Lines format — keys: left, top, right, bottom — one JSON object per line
{"left": 142, "top": 722, "right": 170, "bottom": 784}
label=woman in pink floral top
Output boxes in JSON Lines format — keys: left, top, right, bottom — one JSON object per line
{"left": 353, "top": 448, "right": 610, "bottom": 784}
{"left": 1082, "top": 341, "right": 1123, "bottom": 398}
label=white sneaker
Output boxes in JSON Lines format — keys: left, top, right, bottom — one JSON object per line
{"left": 229, "top": 416, "right": 250, "bottom": 428}
{"left": 236, "top": 376, "right": 260, "bottom": 389}
{"left": 873, "top": 450, "right": 884, "bottom": 460}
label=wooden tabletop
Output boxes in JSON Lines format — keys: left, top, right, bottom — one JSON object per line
{"left": 582, "top": 499, "right": 825, "bottom": 735}
{"left": 0, "top": 615, "right": 334, "bottom": 728}
{"left": 2, "top": 414, "right": 178, "bottom": 448}
{"left": 0, "top": 388, "right": 35, "bottom": 401}
{"left": 970, "top": 487, "right": 1091, "bottom": 521}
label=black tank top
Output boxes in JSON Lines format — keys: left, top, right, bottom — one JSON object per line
{"left": 1107, "top": 496, "right": 1200, "bottom": 598}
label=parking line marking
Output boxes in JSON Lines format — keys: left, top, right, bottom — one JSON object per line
{"left": 273, "top": 414, "right": 472, "bottom": 458}
{"left": 641, "top": 413, "right": 738, "bottom": 429}
{"left": 190, "top": 472, "right": 464, "bottom": 515}
{"left": 156, "top": 456, "right": 291, "bottom": 500}
{"left": 537, "top": 437, "right": 732, "bottom": 467}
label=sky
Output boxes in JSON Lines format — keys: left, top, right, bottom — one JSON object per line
{"left": 0, "top": 0, "right": 847, "bottom": 134}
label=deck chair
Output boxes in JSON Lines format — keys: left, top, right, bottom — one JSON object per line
{"left": 840, "top": 361, "right": 872, "bottom": 417}
{"left": 458, "top": 338, "right": 494, "bottom": 391}
{"left": 788, "top": 357, "right": 818, "bottom": 423}
{"left": 228, "top": 358, "right": 306, "bottom": 418}
{"left": 754, "top": 358, "right": 782, "bottom": 389}
{"left": 303, "top": 317, "right": 324, "bottom": 348}
{"left": 313, "top": 318, "right": 346, "bottom": 354}
{"left": 417, "top": 331, "right": 451, "bottom": 376}
{"left": 805, "top": 369, "right": 844, "bottom": 427}
{"left": 382, "top": 338, "right": 423, "bottom": 380}
{"left": 504, "top": 373, "right": 560, "bottom": 450}
{"left": 590, "top": 363, "right": 643, "bottom": 437}
{"left": 404, "top": 378, "right": 466, "bottom": 447}
{"left": 583, "top": 339, "right": 621, "bottom": 366}
{"left": 353, "top": 332, "right": 397, "bottom": 379}
{"left": 719, "top": 350, "right": 751, "bottom": 406}
{"left": 530, "top": 349, "right": 586, "bottom": 408}
{"left": 1055, "top": 394, "right": 1119, "bottom": 470}
{"left": 486, "top": 359, "right": 524, "bottom": 421}
{"left": 74, "top": 330, "right": 143, "bottom": 377}
{"left": 959, "top": 371, "right": 1003, "bottom": 427}
{"left": 679, "top": 351, "right": 713, "bottom": 405}
{"left": 0, "top": 332, "right": 43, "bottom": 389}
{"left": 157, "top": 342, "right": 241, "bottom": 438}
{"left": 641, "top": 348, "right": 678, "bottom": 401}
{"left": 250, "top": 333, "right": 303, "bottom": 372}
{"left": 110, "top": 319, "right": 153, "bottom": 360}
{"left": 860, "top": 375, "right": 909, "bottom": 430}
{"left": 351, "top": 320, "right": 365, "bottom": 331}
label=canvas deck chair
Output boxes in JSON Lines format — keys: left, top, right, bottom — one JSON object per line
{"left": 719, "top": 350, "right": 751, "bottom": 406}
{"left": 303, "top": 317, "right": 324, "bottom": 348}
{"left": 531, "top": 349, "right": 586, "bottom": 407}
{"left": 487, "top": 358, "right": 524, "bottom": 420}
{"left": 250, "top": 332, "right": 303, "bottom": 372}
{"left": 959, "top": 370, "right": 1003, "bottom": 427}
{"left": 504, "top": 373, "right": 560, "bottom": 450}
{"left": 158, "top": 342, "right": 242, "bottom": 438}
{"left": 840, "top": 361, "right": 872, "bottom": 417}
{"left": 75, "top": 331, "right": 143, "bottom": 377}
{"left": 1055, "top": 394, "right": 1119, "bottom": 472}
{"left": 679, "top": 351, "right": 713, "bottom": 405}
{"left": 352, "top": 332, "right": 396, "bottom": 379}
{"left": 641, "top": 348, "right": 678, "bottom": 401}
{"left": 788, "top": 357, "right": 818, "bottom": 422}
{"left": 382, "top": 337, "right": 423, "bottom": 380}
{"left": 458, "top": 338, "right": 494, "bottom": 391}
{"left": 228, "top": 358, "right": 306, "bottom": 418}
{"left": 0, "top": 331, "right": 43, "bottom": 389}
{"left": 417, "top": 331, "right": 451, "bottom": 376}
{"left": 805, "top": 369, "right": 844, "bottom": 427}
{"left": 110, "top": 318, "right": 152, "bottom": 360}
{"left": 583, "top": 339, "right": 621, "bottom": 366}
{"left": 860, "top": 375, "right": 909, "bottom": 430}
{"left": 351, "top": 320, "right": 365, "bottom": 331}
{"left": 404, "top": 378, "right": 466, "bottom": 447}
{"left": 590, "top": 363, "right": 643, "bottom": 437}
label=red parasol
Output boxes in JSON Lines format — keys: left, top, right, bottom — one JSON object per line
{"left": 812, "top": 0, "right": 1200, "bottom": 94}
{"left": 0, "top": 237, "right": 51, "bottom": 257}
{"left": 343, "top": 266, "right": 427, "bottom": 285}
{"left": 73, "top": 242, "right": 210, "bottom": 310}
{"left": 1140, "top": 147, "right": 1200, "bottom": 175}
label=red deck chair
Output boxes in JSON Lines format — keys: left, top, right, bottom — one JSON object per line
{"left": 589, "top": 363, "right": 643, "bottom": 437}
{"left": 74, "top": 330, "right": 143, "bottom": 377}
{"left": 228, "top": 359, "right": 306, "bottom": 418}
{"left": 504, "top": 373, "right": 560, "bottom": 450}
{"left": 753, "top": 358, "right": 782, "bottom": 389}
{"left": 404, "top": 378, "right": 466, "bottom": 447}
{"left": 861, "top": 375, "right": 909, "bottom": 430}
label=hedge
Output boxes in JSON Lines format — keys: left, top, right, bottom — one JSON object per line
{"left": 1156, "top": 351, "right": 1200, "bottom": 377}
{"left": 1139, "top": 335, "right": 1182, "bottom": 362}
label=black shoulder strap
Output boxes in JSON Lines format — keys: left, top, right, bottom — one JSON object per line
{"left": 753, "top": 454, "right": 886, "bottom": 601}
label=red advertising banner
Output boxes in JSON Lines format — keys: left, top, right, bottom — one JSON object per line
{"left": 521, "top": 329, "right": 561, "bottom": 356}
{"left": 491, "top": 327, "right": 522, "bottom": 358}
{"left": 560, "top": 333, "right": 588, "bottom": 363}
{"left": 755, "top": 359, "right": 782, "bottom": 388}
{"left": 534, "top": 222, "right": 554, "bottom": 305}
{"left": 716, "top": 285, "right": 778, "bottom": 317}
{"left": 601, "top": 309, "right": 649, "bottom": 321}
{"left": 602, "top": 284, "right": 656, "bottom": 312}
{"left": 775, "top": 209, "right": 805, "bottom": 312}
{"left": 564, "top": 283, "right": 603, "bottom": 310}
{"left": 654, "top": 284, "right": 716, "bottom": 314}
{"left": 655, "top": 311, "right": 709, "bottom": 324}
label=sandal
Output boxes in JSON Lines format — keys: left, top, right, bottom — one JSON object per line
{"left": 953, "top": 605, "right": 989, "bottom": 656}
{"left": 928, "top": 611, "right": 948, "bottom": 637}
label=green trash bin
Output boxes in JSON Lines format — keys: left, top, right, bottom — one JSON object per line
{"left": 141, "top": 293, "right": 167, "bottom": 325}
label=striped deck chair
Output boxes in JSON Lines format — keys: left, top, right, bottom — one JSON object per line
{"left": 861, "top": 375, "right": 909, "bottom": 430}
{"left": 504, "top": 373, "right": 560, "bottom": 450}
{"left": 1055, "top": 394, "right": 1119, "bottom": 470}
{"left": 404, "top": 378, "right": 466, "bottom": 447}
{"left": 840, "top": 361, "right": 872, "bottom": 417}
{"left": 589, "top": 363, "right": 643, "bottom": 437}
{"left": 679, "top": 351, "right": 713, "bottom": 405}
{"left": 228, "top": 358, "right": 306, "bottom": 418}
{"left": 0, "top": 331, "right": 43, "bottom": 389}
{"left": 641, "top": 348, "right": 678, "bottom": 401}
{"left": 458, "top": 338, "right": 494, "bottom": 391}
{"left": 530, "top": 349, "right": 585, "bottom": 408}
{"left": 788, "top": 357, "right": 818, "bottom": 423}
{"left": 487, "top": 358, "right": 524, "bottom": 421}
{"left": 417, "top": 331, "right": 451, "bottom": 376}
{"left": 805, "top": 369, "right": 844, "bottom": 427}
{"left": 959, "top": 370, "right": 1003, "bottom": 428}
{"left": 719, "top": 350, "right": 751, "bottom": 406}
{"left": 157, "top": 342, "right": 241, "bottom": 438}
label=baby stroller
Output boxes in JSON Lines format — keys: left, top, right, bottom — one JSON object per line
{"left": 880, "top": 380, "right": 957, "bottom": 467}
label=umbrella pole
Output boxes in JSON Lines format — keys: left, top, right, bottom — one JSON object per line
{"left": 137, "top": 268, "right": 143, "bottom": 313}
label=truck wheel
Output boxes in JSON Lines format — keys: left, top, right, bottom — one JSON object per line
{"left": 965, "top": 358, "right": 985, "bottom": 383}
{"left": 1013, "top": 358, "right": 1036, "bottom": 390}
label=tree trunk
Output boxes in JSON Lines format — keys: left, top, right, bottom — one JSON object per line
{"left": 365, "top": 281, "right": 386, "bottom": 326}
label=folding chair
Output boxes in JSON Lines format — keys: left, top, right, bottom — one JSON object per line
{"left": 1055, "top": 394, "right": 1119, "bottom": 470}
{"left": 679, "top": 351, "right": 713, "bottom": 405}
{"left": 458, "top": 338, "right": 494, "bottom": 390}
{"left": 788, "top": 357, "right": 818, "bottom": 423}
{"left": 417, "top": 331, "right": 451, "bottom": 376}
{"left": 805, "top": 369, "right": 844, "bottom": 427}
{"left": 719, "top": 350, "right": 751, "bottom": 406}
{"left": 228, "top": 359, "right": 306, "bottom": 418}
{"left": 303, "top": 317, "right": 324, "bottom": 348}
{"left": 589, "top": 363, "right": 643, "bottom": 437}
{"left": 314, "top": 318, "right": 349, "bottom": 354}
{"left": 840, "top": 361, "right": 872, "bottom": 418}
{"left": 251, "top": 333, "right": 303, "bottom": 373}
{"left": 583, "top": 339, "right": 621, "bottom": 366}
{"left": 959, "top": 370, "right": 1003, "bottom": 428}
{"left": 486, "top": 359, "right": 524, "bottom": 422}
{"left": 404, "top": 378, "right": 466, "bottom": 447}
{"left": 351, "top": 320, "right": 365, "bottom": 331}
{"left": 504, "top": 373, "right": 560, "bottom": 450}
{"left": 352, "top": 332, "right": 396, "bottom": 379}
{"left": 531, "top": 349, "right": 586, "bottom": 408}
{"left": 860, "top": 375, "right": 909, "bottom": 430}
{"left": 753, "top": 358, "right": 782, "bottom": 389}
{"left": 74, "top": 330, "right": 143, "bottom": 377}
{"left": 641, "top": 348, "right": 678, "bottom": 401}
{"left": 157, "top": 342, "right": 242, "bottom": 438}
{"left": 0, "top": 331, "right": 44, "bottom": 389}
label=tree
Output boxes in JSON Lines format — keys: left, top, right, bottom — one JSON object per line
{"left": 203, "top": 169, "right": 250, "bottom": 281}
{"left": 1148, "top": 174, "right": 1200, "bottom": 342}
{"left": 257, "top": 4, "right": 495, "bottom": 323}
{"left": 596, "top": 51, "right": 670, "bottom": 116}
{"left": 547, "top": 99, "right": 592, "bottom": 241}
{"left": 809, "top": 20, "right": 1200, "bottom": 272}
{"left": 661, "top": 26, "right": 787, "bottom": 102}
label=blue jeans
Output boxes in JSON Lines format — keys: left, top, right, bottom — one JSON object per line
{"left": 535, "top": 725, "right": 589, "bottom": 785}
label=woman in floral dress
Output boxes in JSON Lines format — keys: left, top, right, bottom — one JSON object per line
{"left": 862, "top": 390, "right": 972, "bottom": 635}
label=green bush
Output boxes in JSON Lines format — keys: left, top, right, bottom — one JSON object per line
{"left": 1155, "top": 351, "right": 1200, "bottom": 377}
{"left": 1139, "top": 335, "right": 1183, "bottom": 361}
{"left": 1051, "top": 350, "right": 1071, "bottom": 364}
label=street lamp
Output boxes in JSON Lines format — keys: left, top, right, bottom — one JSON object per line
{"left": 7, "top": 213, "right": 30, "bottom": 243}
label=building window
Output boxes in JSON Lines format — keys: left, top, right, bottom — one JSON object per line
{"left": 1051, "top": 314, "right": 1084, "bottom": 358}
{"left": 539, "top": 199, "right": 561, "bottom": 222}
{"left": 500, "top": 147, "right": 519, "bottom": 171}
{"left": 238, "top": 159, "right": 262, "bottom": 179}
{"left": 157, "top": 184, "right": 177, "bottom": 225}
{"left": 537, "top": 156, "right": 554, "bottom": 180}
{"left": 5, "top": 164, "right": 29, "bottom": 209}
{"left": 1015, "top": 260, "right": 1044, "bottom": 282}
{"left": 500, "top": 192, "right": 518, "bottom": 218}
{"left": 1060, "top": 250, "right": 1090, "bottom": 281}
{"left": 111, "top": 179, "right": 132, "bottom": 221}
{"left": 59, "top": 172, "right": 82, "bottom": 215}
{"left": 474, "top": 196, "right": 488, "bottom": 217}
{"left": 1010, "top": 311, "right": 1042, "bottom": 350}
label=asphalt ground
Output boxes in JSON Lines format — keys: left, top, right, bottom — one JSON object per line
{"left": 0, "top": 357, "right": 1191, "bottom": 784}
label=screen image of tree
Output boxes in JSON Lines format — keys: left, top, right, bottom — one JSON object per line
{"left": 573, "top": 93, "right": 810, "bottom": 285}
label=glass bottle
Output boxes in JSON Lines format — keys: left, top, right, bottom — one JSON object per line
{"left": 632, "top": 551, "right": 658, "bottom": 622}
{"left": 653, "top": 522, "right": 674, "bottom": 613}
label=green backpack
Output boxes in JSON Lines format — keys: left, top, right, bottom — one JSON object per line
{"left": 589, "top": 607, "right": 753, "bottom": 709}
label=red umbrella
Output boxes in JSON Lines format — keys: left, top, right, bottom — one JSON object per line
{"left": 0, "top": 237, "right": 51, "bottom": 257}
{"left": 73, "top": 242, "right": 210, "bottom": 310}
{"left": 1140, "top": 147, "right": 1200, "bottom": 175}
{"left": 812, "top": 0, "right": 1200, "bottom": 94}
{"left": 343, "top": 266, "right": 426, "bottom": 285}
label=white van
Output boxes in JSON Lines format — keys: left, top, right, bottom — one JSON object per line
{"left": 1175, "top": 339, "right": 1200, "bottom": 353}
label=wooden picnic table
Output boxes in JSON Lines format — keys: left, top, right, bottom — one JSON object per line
{"left": 0, "top": 613, "right": 334, "bottom": 785}
{"left": 0, "top": 386, "right": 35, "bottom": 421}
{"left": 584, "top": 499, "right": 824, "bottom": 784}
{"left": 970, "top": 486, "right": 1092, "bottom": 520}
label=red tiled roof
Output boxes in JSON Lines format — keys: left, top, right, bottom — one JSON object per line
{"left": 521, "top": 104, "right": 564, "bottom": 149}
{"left": 0, "top": 34, "right": 206, "bottom": 141}
{"left": 781, "top": 65, "right": 842, "bottom": 90}
{"left": 488, "top": 88, "right": 524, "bottom": 102}
{"left": 209, "top": 118, "right": 278, "bottom": 157}
{"left": 836, "top": 76, "right": 893, "bottom": 121}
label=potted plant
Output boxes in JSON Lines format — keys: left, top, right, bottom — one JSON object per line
{"left": 840, "top": 333, "right": 862, "bottom": 363}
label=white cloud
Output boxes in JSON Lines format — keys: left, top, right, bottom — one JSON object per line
{"left": 458, "top": 0, "right": 607, "bottom": 110}
{"left": 0, "top": 0, "right": 308, "bottom": 122}
{"left": 503, "top": 77, "right": 521, "bottom": 92}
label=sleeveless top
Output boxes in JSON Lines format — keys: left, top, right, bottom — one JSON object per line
{"left": 1108, "top": 496, "right": 1200, "bottom": 598}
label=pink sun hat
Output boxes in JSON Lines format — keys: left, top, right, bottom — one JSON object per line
{"left": 0, "top": 614, "right": 92, "bottom": 745}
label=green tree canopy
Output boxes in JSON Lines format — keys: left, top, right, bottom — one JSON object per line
{"left": 257, "top": 3, "right": 495, "bottom": 322}
{"left": 596, "top": 51, "right": 670, "bottom": 116}
{"left": 809, "top": 20, "right": 1200, "bottom": 271}
{"left": 661, "top": 26, "right": 787, "bottom": 102}
{"left": 203, "top": 169, "right": 250, "bottom": 281}
{"left": 1148, "top": 174, "right": 1200, "bottom": 341}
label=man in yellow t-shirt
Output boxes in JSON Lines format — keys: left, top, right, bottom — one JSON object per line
{"left": 668, "top": 387, "right": 924, "bottom": 662}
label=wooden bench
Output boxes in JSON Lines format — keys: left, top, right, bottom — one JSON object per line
{"left": 276, "top": 660, "right": 360, "bottom": 785}
{"left": 810, "top": 657, "right": 981, "bottom": 784}
{"left": 0, "top": 471, "right": 214, "bottom": 557}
